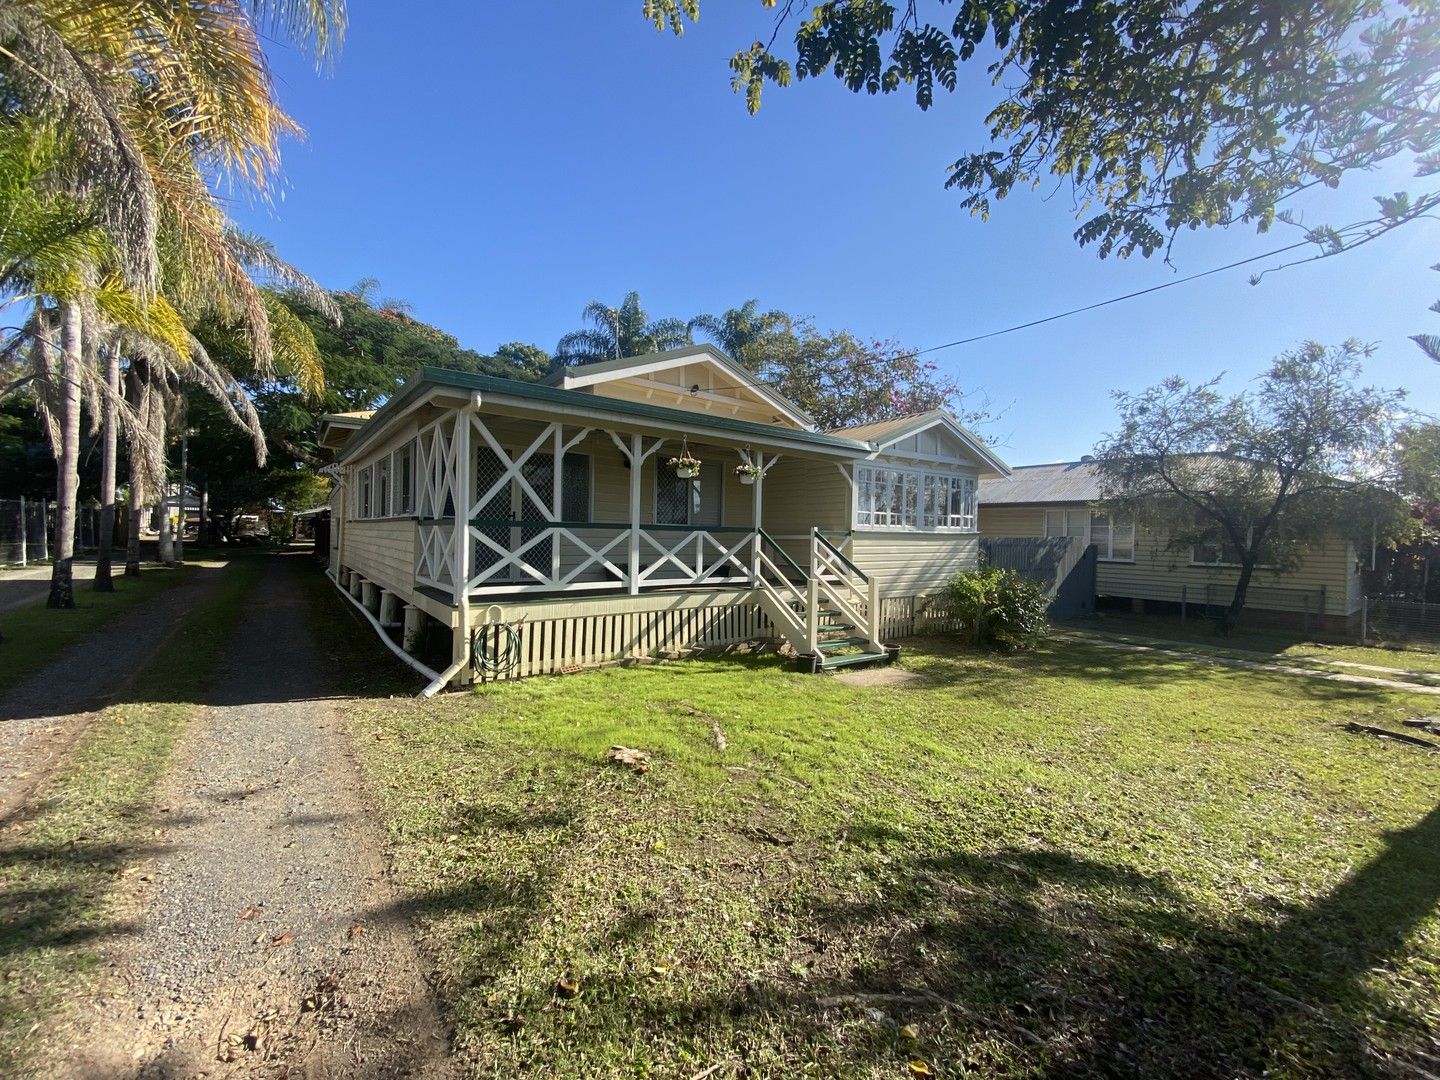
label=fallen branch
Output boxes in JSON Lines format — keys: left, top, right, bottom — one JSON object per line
{"left": 1342, "top": 723, "right": 1439, "bottom": 751}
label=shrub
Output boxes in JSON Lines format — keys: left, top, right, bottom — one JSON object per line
{"left": 930, "top": 566, "right": 1050, "bottom": 651}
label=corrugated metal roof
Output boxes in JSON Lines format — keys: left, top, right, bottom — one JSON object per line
{"left": 827, "top": 411, "right": 940, "bottom": 443}
{"left": 978, "top": 461, "right": 1104, "bottom": 504}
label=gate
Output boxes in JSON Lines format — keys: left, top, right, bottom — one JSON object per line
{"left": 980, "top": 536, "right": 1097, "bottom": 618}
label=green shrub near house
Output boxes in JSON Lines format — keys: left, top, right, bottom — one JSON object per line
{"left": 929, "top": 566, "right": 1050, "bottom": 651}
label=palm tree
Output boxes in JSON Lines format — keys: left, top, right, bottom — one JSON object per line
{"left": 0, "top": 0, "right": 345, "bottom": 605}
{"left": 687, "top": 300, "right": 793, "bottom": 369}
{"left": 554, "top": 292, "right": 690, "bottom": 366}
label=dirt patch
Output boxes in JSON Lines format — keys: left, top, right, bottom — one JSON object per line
{"left": 832, "top": 665, "right": 921, "bottom": 688}
{"left": 57, "top": 556, "right": 452, "bottom": 1078}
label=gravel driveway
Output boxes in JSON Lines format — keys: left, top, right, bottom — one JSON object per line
{"left": 63, "top": 555, "right": 451, "bottom": 1078}
{"left": 0, "top": 561, "right": 230, "bottom": 817}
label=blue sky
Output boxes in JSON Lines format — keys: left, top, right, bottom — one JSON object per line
{"left": 234, "top": 1, "right": 1440, "bottom": 464}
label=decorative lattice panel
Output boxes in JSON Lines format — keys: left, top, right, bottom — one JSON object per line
{"left": 473, "top": 448, "right": 509, "bottom": 574}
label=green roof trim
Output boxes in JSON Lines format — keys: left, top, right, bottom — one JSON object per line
{"left": 336, "top": 366, "right": 871, "bottom": 463}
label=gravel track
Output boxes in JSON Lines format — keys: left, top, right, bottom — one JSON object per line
{"left": 62, "top": 554, "right": 451, "bottom": 1078}
{"left": 0, "top": 562, "right": 231, "bottom": 818}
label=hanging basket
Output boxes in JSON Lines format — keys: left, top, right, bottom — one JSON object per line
{"left": 738, "top": 472, "right": 755, "bottom": 486}
{"left": 735, "top": 463, "right": 763, "bottom": 486}
{"left": 669, "top": 453, "right": 702, "bottom": 479}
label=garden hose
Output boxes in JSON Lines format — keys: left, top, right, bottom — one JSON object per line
{"left": 471, "top": 621, "right": 522, "bottom": 679}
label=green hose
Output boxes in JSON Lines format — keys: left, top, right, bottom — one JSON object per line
{"left": 471, "top": 622, "right": 521, "bottom": 679}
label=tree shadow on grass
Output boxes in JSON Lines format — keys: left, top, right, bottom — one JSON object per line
{"left": 395, "top": 800, "right": 1440, "bottom": 1077}
{"left": 905, "top": 635, "right": 1417, "bottom": 706}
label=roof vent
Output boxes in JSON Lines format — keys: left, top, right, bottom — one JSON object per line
{"left": 1080, "top": 454, "right": 1095, "bottom": 463}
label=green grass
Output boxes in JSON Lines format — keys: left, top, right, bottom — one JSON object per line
{"left": 0, "top": 554, "right": 263, "bottom": 1073}
{"left": 344, "top": 640, "right": 1440, "bottom": 1079}
{"left": 1073, "top": 610, "right": 1440, "bottom": 677}
{"left": 0, "top": 560, "right": 224, "bottom": 696}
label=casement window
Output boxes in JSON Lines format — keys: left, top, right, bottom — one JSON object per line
{"left": 1191, "top": 524, "right": 1275, "bottom": 567}
{"left": 1044, "top": 508, "right": 1135, "bottom": 561}
{"left": 854, "top": 465, "right": 976, "bottom": 531}
{"left": 356, "top": 465, "right": 372, "bottom": 519}
{"left": 354, "top": 440, "right": 418, "bottom": 520}
{"left": 395, "top": 441, "right": 415, "bottom": 515}
{"left": 376, "top": 456, "right": 391, "bottom": 518}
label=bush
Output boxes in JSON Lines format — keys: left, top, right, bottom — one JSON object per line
{"left": 930, "top": 566, "right": 1050, "bottom": 651}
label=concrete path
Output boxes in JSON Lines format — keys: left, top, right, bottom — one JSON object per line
{"left": 62, "top": 554, "right": 451, "bottom": 1078}
{"left": 1064, "top": 632, "right": 1440, "bottom": 697}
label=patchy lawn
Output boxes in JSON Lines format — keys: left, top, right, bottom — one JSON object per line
{"left": 1075, "top": 609, "right": 1440, "bottom": 676}
{"left": 0, "top": 555, "right": 262, "bottom": 1072}
{"left": 344, "top": 640, "right": 1440, "bottom": 1079}
{"left": 0, "top": 559, "right": 225, "bottom": 696}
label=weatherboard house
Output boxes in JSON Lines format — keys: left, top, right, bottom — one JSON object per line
{"left": 977, "top": 459, "right": 1364, "bottom": 631}
{"left": 318, "top": 345, "right": 1009, "bottom": 688}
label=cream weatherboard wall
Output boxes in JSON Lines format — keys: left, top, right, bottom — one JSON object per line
{"left": 979, "top": 501, "right": 1359, "bottom": 617}
{"left": 764, "top": 455, "right": 983, "bottom": 596}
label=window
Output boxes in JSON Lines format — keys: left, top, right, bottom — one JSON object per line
{"left": 923, "top": 475, "right": 976, "bottom": 529}
{"left": 395, "top": 441, "right": 415, "bottom": 515}
{"left": 1044, "top": 509, "right": 1135, "bottom": 561}
{"left": 1191, "top": 524, "right": 1276, "bottom": 567}
{"left": 1091, "top": 511, "right": 1134, "bottom": 561}
{"left": 856, "top": 466, "right": 975, "bottom": 530}
{"left": 356, "top": 465, "right": 372, "bottom": 519}
{"left": 656, "top": 459, "right": 721, "bottom": 526}
{"left": 376, "top": 456, "right": 391, "bottom": 518}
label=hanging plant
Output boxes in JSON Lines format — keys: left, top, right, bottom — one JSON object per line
{"left": 668, "top": 453, "right": 702, "bottom": 479}
{"left": 734, "top": 463, "right": 762, "bottom": 485}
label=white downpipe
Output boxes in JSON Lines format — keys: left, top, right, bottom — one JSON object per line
{"left": 331, "top": 574, "right": 444, "bottom": 687}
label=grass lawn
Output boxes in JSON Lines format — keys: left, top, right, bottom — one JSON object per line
{"left": 0, "top": 559, "right": 225, "bottom": 697}
{"left": 0, "top": 554, "right": 262, "bottom": 1073}
{"left": 344, "top": 639, "right": 1440, "bottom": 1079}
{"left": 1072, "top": 609, "right": 1440, "bottom": 678}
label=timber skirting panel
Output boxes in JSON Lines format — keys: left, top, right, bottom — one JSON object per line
{"left": 475, "top": 600, "right": 776, "bottom": 680}
{"left": 470, "top": 592, "right": 958, "bottom": 680}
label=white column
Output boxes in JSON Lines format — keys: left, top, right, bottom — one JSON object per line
{"left": 627, "top": 433, "right": 642, "bottom": 595}
{"left": 18, "top": 496, "right": 26, "bottom": 567}
{"left": 452, "top": 408, "right": 474, "bottom": 677}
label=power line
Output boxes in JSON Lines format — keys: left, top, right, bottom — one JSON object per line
{"left": 910, "top": 239, "right": 1313, "bottom": 357}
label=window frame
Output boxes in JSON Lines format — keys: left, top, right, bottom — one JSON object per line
{"left": 1042, "top": 508, "right": 1136, "bottom": 562}
{"left": 1189, "top": 524, "right": 1276, "bottom": 568}
{"left": 853, "top": 463, "right": 977, "bottom": 532}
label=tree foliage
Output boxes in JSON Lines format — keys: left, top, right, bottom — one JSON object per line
{"left": 1093, "top": 341, "right": 1409, "bottom": 630}
{"left": 555, "top": 291, "right": 691, "bottom": 365}
{"left": 646, "top": 1, "right": 1440, "bottom": 264}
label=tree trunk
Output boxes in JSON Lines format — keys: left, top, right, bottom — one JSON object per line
{"left": 94, "top": 344, "right": 120, "bottom": 592}
{"left": 47, "top": 300, "right": 82, "bottom": 609}
{"left": 1221, "top": 559, "right": 1259, "bottom": 635}
{"left": 175, "top": 429, "right": 187, "bottom": 564}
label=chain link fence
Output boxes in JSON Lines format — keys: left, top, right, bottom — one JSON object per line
{"left": 1359, "top": 598, "right": 1440, "bottom": 647}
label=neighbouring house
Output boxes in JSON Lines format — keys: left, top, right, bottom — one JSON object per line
{"left": 978, "top": 459, "right": 1364, "bottom": 631}
{"left": 319, "top": 344, "right": 1009, "bottom": 687}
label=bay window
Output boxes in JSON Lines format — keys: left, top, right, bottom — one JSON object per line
{"left": 855, "top": 465, "right": 975, "bottom": 531}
